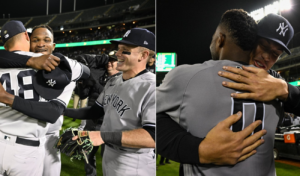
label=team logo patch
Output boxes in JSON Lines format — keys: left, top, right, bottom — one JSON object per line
{"left": 4, "top": 34, "right": 9, "bottom": 38}
{"left": 144, "top": 41, "right": 148, "bottom": 45}
{"left": 276, "top": 22, "right": 288, "bottom": 37}
{"left": 46, "top": 79, "right": 56, "bottom": 87}
{"left": 123, "top": 30, "right": 131, "bottom": 38}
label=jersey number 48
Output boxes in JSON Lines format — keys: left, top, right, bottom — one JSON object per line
{"left": 0, "top": 70, "right": 39, "bottom": 101}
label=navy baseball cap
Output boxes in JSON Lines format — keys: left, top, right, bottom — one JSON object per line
{"left": 1, "top": 20, "right": 26, "bottom": 44}
{"left": 257, "top": 13, "right": 294, "bottom": 55}
{"left": 33, "top": 56, "right": 72, "bottom": 100}
{"left": 110, "top": 28, "right": 155, "bottom": 51}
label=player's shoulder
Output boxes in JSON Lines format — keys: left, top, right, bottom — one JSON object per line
{"left": 14, "top": 51, "right": 42, "bottom": 57}
{"left": 140, "top": 71, "right": 155, "bottom": 82}
{"left": 268, "top": 69, "right": 283, "bottom": 79}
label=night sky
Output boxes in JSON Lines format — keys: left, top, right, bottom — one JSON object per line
{"left": 157, "top": 0, "right": 300, "bottom": 65}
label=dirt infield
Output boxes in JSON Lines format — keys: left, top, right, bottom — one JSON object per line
{"left": 276, "top": 159, "right": 300, "bottom": 168}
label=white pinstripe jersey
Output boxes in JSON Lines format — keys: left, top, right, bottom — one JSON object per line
{"left": 0, "top": 51, "right": 82, "bottom": 139}
{"left": 157, "top": 60, "right": 284, "bottom": 176}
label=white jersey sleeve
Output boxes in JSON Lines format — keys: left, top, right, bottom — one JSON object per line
{"left": 65, "top": 57, "right": 84, "bottom": 81}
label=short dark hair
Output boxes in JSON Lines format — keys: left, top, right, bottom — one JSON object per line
{"left": 220, "top": 9, "right": 257, "bottom": 51}
{"left": 32, "top": 25, "right": 54, "bottom": 38}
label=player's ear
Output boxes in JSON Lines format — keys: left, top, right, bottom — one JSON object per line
{"left": 217, "top": 32, "right": 225, "bottom": 48}
{"left": 141, "top": 50, "right": 150, "bottom": 61}
{"left": 25, "top": 31, "right": 30, "bottom": 42}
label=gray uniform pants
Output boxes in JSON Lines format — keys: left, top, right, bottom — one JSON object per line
{"left": 42, "top": 131, "right": 61, "bottom": 176}
{"left": 0, "top": 133, "right": 45, "bottom": 176}
{"left": 102, "top": 145, "right": 156, "bottom": 176}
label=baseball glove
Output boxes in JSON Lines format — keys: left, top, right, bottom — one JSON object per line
{"left": 54, "top": 127, "right": 93, "bottom": 163}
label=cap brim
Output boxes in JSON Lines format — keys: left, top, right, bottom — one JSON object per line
{"left": 257, "top": 35, "right": 291, "bottom": 55}
{"left": 32, "top": 71, "right": 64, "bottom": 100}
{"left": 109, "top": 55, "right": 118, "bottom": 60}
{"left": 110, "top": 39, "right": 139, "bottom": 47}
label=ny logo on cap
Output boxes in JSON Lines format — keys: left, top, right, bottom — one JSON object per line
{"left": 276, "top": 22, "right": 289, "bottom": 37}
{"left": 123, "top": 30, "right": 131, "bottom": 38}
{"left": 46, "top": 79, "right": 56, "bottom": 87}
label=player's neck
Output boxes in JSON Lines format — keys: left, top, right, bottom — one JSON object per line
{"left": 9, "top": 43, "right": 30, "bottom": 52}
{"left": 122, "top": 67, "right": 145, "bottom": 80}
{"left": 219, "top": 46, "right": 251, "bottom": 63}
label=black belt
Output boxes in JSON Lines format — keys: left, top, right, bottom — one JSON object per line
{"left": 4, "top": 136, "right": 40, "bottom": 147}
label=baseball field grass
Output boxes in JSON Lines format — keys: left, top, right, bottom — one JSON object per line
{"left": 60, "top": 99, "right": 300, "bottom": 176}
{"left": 60, "top": 99, "right": 104, "bottom": 176}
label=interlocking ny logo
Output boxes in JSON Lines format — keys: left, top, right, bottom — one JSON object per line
{"left": 123, "top": 30, "right": 131, "bottom": 38}
{"left": 276, "top": 22, "right": 289, "bottom": 37}
{"left": 46, "top": 79, "right": 56, "bottom": 87}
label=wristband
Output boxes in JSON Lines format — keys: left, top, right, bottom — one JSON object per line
{"left": 101, "top": 131, "right": 122, "bottom": 146}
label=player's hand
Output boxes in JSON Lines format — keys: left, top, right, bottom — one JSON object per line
{"left": 26, "top": 54, "right": 60, "bottom": 72}
{"left": 0, "top": 83, "right": 14, "bottom": 106}
{"left": 218, "top": 66, "right": 288, "bottom": 101}
{"left": 72, "top": 131, "right": 104, "bottom": 146}
{"left": 198, "top": 112, "right": 267, "bottom": 165}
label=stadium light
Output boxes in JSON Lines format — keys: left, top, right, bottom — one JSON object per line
{"left": 250, "top": 0, "right": 292, "bottom": 21}
{"left": 280, "top": 0, "right": 291, "bottom": 11}
{"left": 250, "top": 8, "right": 264, "bottom": 21}
{"left": 27, "top": 28, "right": 32, "bottom": 33}
{"left": 60, "top": 26, "right": 64, "bottom": 31}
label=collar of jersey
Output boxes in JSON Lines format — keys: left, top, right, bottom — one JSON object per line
{"left": 122, "top": 69, "right": 148, "bottom": 82}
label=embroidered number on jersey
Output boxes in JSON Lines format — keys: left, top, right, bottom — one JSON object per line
{"left": 0, "top": 69, "right": 39, "bottom": 105}
{"left": 231, "top": 97, "right": 265, "bottom": 136}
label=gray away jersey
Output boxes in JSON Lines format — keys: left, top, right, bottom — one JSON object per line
{"left": 157, "top": 60, "right": 284, "bottom": 176}
{"left": 97, "top": 71, "right": 155, "bottom": 149}
{"left": 0, "top": 51, "right": 82, "bottom": 140}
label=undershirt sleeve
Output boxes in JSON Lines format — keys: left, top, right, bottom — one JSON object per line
{"left": 157, "top": 112, "right": 203, "bottom": 164}
{"left": 143, "top": 126, "right": 155, "bottom": 141}
{"left": 283, "top": 83, "right": 300, "bottom": 116}
{"left": 12, "top": 96, "right": 65, "bottom": 124}
{"left": 0, "top": 50, "right": 31, "bottom": 68}
{"left": 64, "top": 103, "right": 104, "bottom": 120}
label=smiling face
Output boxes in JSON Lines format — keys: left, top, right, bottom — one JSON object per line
{"left": 249, "top": 38, "right": 284, "bottom": 70}
{"left": 115, "top": 44, "right": 143, "bottom": 73}
{"left": 30, "top": 27, "right": 55, "bottom": 54}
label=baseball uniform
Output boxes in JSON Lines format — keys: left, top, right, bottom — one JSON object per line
{"left": 96, "top": 70, "right": 156, "bottom": 176}
{"left": 157, "top": 60, "right": 284, "bottom": 176}
{"left": 0, "top": 51, "right": 83, "bottom": 176}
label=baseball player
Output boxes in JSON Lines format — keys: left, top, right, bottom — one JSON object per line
{"left": 157, "top": 13, "right": 296, "bottom": 167}
{"left": 64, "top": 28, "right": 156, "bottom": 176}
{"left": 218, "top": 15, "right": 300, "bottom": 116}
{"left": 0, "top": 21, "right": 88, "bottom": 176}
{"left": 157, "top": 9, "right": 284, "bottom": 176}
